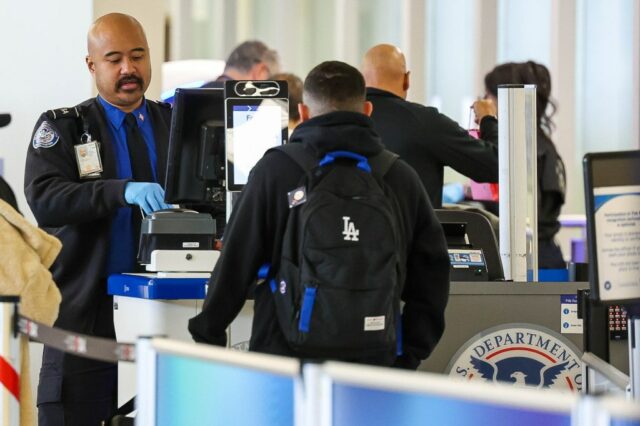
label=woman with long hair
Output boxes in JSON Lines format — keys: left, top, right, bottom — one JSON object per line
{"left": 475, "top": 61, "right": 567, "bottom": 269}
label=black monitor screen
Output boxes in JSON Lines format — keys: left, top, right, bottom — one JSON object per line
{"left": 165, "top": 88, "right": 226, "bottom": 204}
{"left": 583, "top": 150, "right": 640, "bottom": 303}
{"left": 225, "top": 97, "right": 288, "bottom": 191}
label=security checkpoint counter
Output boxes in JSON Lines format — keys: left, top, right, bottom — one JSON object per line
{"left": 108, "top": 274, "right": 208, "bottom": 405}
{"left": 418, "top": 281, "right": 629, "bottom": 389}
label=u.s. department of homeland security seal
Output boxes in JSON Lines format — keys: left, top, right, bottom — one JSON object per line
{"left": 32, "top": 121, "right": 59, "bottom": 149}
{"left": 447, "top": 323, "right": 583, "bottom": 392}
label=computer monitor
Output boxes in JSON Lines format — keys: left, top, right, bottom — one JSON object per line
{"left": 137, "top": 338, "right": 302, "bottom": 426}
{"left": 583, "top": 150, "right": 640, "bottom": 303}
{"left": 314, "top": 361, "right": 576, "bottom": 426}
{"left": 435, "top": 209, "right": 504, "bottom": 281}
{"left": 224, "top": 80, "right": 289, "bottom": 192}
{"left": 164, "top": 88, "right": 226, "bottom": 204}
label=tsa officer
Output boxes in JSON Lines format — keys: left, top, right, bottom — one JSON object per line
{"left": 24, "top": 13, "right": 171, "bottom": 425}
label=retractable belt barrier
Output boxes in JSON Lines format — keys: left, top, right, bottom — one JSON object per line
{"left": 16, "top": 315, "right": 135, "bottom": 363}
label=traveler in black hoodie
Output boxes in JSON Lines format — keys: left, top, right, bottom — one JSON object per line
{"left": 189, "top": 61, "right": 450, "bottom": 370}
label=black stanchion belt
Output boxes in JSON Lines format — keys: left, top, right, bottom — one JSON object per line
{"left": 17, "top": 315, "right": 135, "bottom": 363}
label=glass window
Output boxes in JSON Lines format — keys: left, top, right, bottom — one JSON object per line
{"left": 576, "top": 0, "right": 637, "bottom": 153}
{"left": 497, "top": 0, "right": 551, "bottom": 66}
{"left": 426, "top": 0, "right": 476, "bottom": 125}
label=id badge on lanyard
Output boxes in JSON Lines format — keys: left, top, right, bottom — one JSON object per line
{"left": 75, "top": 110, "right": 103, "bottom": 179}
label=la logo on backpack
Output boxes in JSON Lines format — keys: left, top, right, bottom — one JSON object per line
{"left": 341, "top": 216, "right": 359, "bottom": 241}
{"left": 262, "top": 145, "right": 406, "bottom": 360}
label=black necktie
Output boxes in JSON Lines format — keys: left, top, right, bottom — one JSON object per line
{"left": 124, "top": 113, "right": 154, "bottom": 182}
{"left": 125, "top": 113, "right": 154, "bottom": 270}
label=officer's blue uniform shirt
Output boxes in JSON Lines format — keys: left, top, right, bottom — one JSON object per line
{"left": 98, "top": 96, "right": 159, "bottom": 275}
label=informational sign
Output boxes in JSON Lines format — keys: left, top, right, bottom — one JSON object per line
{"left": 584, "top": 151, "right": 640, "bottom": 303}
{"left": 592, "top": 185, "right": 640, "bottom": 301}
{"left": 560, "top": 294, "right": 582, "bottom": 334}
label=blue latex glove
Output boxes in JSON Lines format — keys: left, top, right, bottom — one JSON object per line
{"left": 442, "top": 182, "right": 465, "bottom": 204}
{"left": 124, "top": 182, "right": 172, "bottom": 215}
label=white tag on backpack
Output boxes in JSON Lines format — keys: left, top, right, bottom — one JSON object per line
{"left": 364, "top": 316, "right": 385, "bottom": 331}
{"left": 287, "top": 186, "right": 307, "bottom": 208}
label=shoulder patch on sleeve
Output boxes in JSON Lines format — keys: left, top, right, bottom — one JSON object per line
{"left": 32, "top": 121, "right": 60, "bottom": 149}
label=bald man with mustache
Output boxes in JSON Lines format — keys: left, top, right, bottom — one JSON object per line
{"left": 363, "top": 44, "right": 499, "bottom": 208}
{"left": 25, "top": 13, "right": 171, "bottom": 425}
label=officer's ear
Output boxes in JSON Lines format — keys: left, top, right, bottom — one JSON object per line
{"left": 86, "top": 55, "right": 96, "bottom": 75}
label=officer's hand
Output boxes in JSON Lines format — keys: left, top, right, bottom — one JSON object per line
{"left": 472, "top": 99, "right": 497, "bottom": 124}
{"left": 124, "top": 182, "right": 172, "bottom": 215}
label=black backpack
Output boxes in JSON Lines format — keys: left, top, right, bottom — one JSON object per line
{"left": 264, "top": 144, "right": 405, "bottom": 359}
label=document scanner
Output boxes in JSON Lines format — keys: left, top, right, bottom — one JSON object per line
{"left": 137, "top": 209, "right": 219, "bottom": 274}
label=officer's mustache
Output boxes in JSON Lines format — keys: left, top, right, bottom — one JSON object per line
{"left": 117, "top": 75, "right": 144, "bottom": 90}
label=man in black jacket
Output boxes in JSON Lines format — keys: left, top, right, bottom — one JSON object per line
{"left": 189, "top": 61, "right": 450, "bottom": 370}
{"left": 24, "top": 13, "right": 171, "bottom": 425}
{"left": 0, "top": 113, "right": 19, "bottom": 212}
{"left": 362, "top": 44, "right": 499, "bottom": 208}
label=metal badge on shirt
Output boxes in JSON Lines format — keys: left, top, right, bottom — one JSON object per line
{"left": 74, "top": 133, "right": 103, "bottom": 178}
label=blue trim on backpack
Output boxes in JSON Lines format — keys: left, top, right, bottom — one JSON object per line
{"left": 269, "top": 278, "right": 277, "bottom": 293}
{"left": 257, "top": 263, "right": 271, "bottom": 280}
{"left": 396, "top": 313, "right": 403, "bottom": 356}
{"left": 319, "top": 151, "right": 371, "bottom": 173}
{"left": 298, "top": 287, "right": 317, "bottom": 332}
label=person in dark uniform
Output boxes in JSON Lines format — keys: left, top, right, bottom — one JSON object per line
{"left": 0, "top": 176, "right": 18, "bottom": 212}
{"left": 189, "top": 61, "right": 450, "bottom": 370}
{"left": 24, "top": 13, "right": 171, "bottom": 425}
{"left": 362, "top": 44, "right": 499, "bottom": 208}
{"left": 202, "top": 40, "right": 280, "bottom": 87}
{"left": 0, "top": 114, "right": 20, "bottom": 212}
{"left": 475, "top": 61, "right": 567, "bottom": 269}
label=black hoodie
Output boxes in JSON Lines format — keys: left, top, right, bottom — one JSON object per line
{"left": 189, "top": 111, "right": 450, "bottom": 369}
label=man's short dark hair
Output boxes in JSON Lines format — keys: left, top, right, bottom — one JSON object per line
{"left": 303, "top": 61, "right": 366, "bottom": 116}
{"left": 225, "top": 40, "right": 279, "bottom": 74}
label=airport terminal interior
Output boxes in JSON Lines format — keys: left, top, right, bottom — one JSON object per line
{"left": 0, "top": 0, "right": 639, "bottom": 425}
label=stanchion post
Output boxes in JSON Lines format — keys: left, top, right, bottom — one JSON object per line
{"left": 0, "top": 296, "right": 20, "bottom": 426}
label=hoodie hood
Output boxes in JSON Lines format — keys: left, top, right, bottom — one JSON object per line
{"left": 289, "top": 111, "right": 385, "bottom": 158}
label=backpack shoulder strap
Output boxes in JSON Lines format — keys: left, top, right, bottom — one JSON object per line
{"left": 270, "top": 144, "right": 317, "bottom": 173}
{"left": 368, "top": 149, "right": 399, "bottom": 179}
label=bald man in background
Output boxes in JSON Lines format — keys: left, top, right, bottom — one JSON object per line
{"left": 363, "top": 44, "right": 499, "bottom": 208}
{"left": 25, "top": 13, "right": 171, "bottom": 425}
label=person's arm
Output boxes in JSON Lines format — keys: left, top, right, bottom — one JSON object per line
{"left": 24, "top": 115, "right": 129, "bottom": 227}
{"left": 425, "top": 107, "right": 499, "bottom": 183}
{"left": 392, "top": 164, "right": 450, "bottom": 369}
{"left": 188, "top": 154, "right": 279, "bottom": 345}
